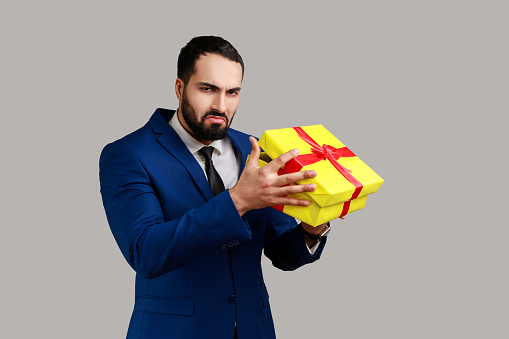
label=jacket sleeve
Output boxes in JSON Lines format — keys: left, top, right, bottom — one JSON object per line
{"left": 99, "top": 141, "right": 252, "bottom": 279}
{"left": 263, "top": 207, "right": 326, "bottom": 271}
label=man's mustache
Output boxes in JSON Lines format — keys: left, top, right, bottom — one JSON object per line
{"left": 202, "top": 111, "right": 229, "bottom": 124}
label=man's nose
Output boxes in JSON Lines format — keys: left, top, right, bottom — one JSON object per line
{"left": 211, "top": 93, "right": 227, "bottom": 113}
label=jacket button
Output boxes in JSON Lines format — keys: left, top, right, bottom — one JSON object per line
{"left": 228, "top": 295, "right": 237, "bottom": 304}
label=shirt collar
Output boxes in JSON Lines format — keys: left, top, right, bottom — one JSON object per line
{"left": 169, "top": 111, "right": 223, "bottom": 155}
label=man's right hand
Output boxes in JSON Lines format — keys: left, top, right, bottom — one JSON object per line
{"left": 229, "top": 136, "right": 317, "bottom": 216}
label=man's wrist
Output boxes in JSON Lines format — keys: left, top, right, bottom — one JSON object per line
{"left": 301, "top": 222, "right": 330, "bottom": 242}
{"left": 228, "top": 188, "right": 248, "bottom": 217}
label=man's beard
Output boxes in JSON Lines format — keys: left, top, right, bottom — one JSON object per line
{"left": 180, "top": 93, "right": 234, "bottom": 141}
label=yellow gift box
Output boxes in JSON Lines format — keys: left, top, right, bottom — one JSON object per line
{"left": 257, "top": 125, "right": 384, "bottom": 226}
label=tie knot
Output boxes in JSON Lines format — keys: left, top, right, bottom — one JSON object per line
{"left": 199, "top": 146, "right": 215, "bottom": 161}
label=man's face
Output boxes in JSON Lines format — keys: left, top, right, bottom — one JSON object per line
{"left": 176, "top": 53, "right": 243, "bottom": 144}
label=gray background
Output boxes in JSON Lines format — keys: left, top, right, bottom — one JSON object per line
{"left": 1, "top": 1, "right": 507, "bottom": 338}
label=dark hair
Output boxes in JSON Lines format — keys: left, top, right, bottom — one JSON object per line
{"left": 177, "top": 36, "right": 244, "bottom": 84}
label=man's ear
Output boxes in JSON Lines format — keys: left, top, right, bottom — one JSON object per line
{"left": 175, "top": 78, "right": 184, "bottom": 100}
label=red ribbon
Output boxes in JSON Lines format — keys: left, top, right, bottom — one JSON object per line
{"left": 273, "top": 127, "right": 363, "bottom": 218}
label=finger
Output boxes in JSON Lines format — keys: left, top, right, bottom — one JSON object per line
{"left": 265, "top": 148, "right": 300, "bottom": 172}
{"left": 246, "top": 136, "right": 261, "bottom": 167}
{"left": 275, "top": 170, "right": 317, "bottom": 186}
{"left": 275, "top": 183, "right": 316, "bottom": 196}
{"left": 339, "top": 216, "right": 346, "bottom": 220}
{"left": 272, "top": 196, "right": 310, "bottom": 207}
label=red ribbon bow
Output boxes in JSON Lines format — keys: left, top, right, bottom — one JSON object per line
{"left": 274, "top": 127, "right": 363, "bottom": 218}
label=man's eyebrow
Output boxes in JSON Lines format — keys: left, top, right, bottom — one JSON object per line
{"left": 198, "top": 82, "right": 220, "bottom": 89}
{"left": 197, "top": 82, "right": 241, "bottom": 92}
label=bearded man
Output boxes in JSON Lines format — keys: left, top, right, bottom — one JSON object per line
{"left": 99, "top": 36, "right": 332, "bottom": 339}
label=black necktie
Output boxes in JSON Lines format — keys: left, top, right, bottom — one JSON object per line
{"left": 199, "top": 146, "right": 225, "bottom": 196}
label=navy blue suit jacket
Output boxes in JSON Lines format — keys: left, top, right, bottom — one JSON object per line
{"left": 99, "top": 109, "right": 326, "bottom": 338}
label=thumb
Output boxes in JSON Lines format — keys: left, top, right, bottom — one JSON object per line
{"left": 246, "top": 136, "right": 261, "bottom": 167}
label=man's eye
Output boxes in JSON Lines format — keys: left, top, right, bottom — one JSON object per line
{"left": 202, "top": 87, "right": 212, "bottom": 91}
{"left": 228, "top": 90, "right": 238, "bottom": 96}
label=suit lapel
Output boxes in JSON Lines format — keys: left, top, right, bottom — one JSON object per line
{"left": 227, "top": 130, "right": 251, "bottom": 175}
{"left": 150, "top": 109, "right": 213, "bottom": 201}
{"left": 227, "top": 131, "right": 252, "bottom": 225}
